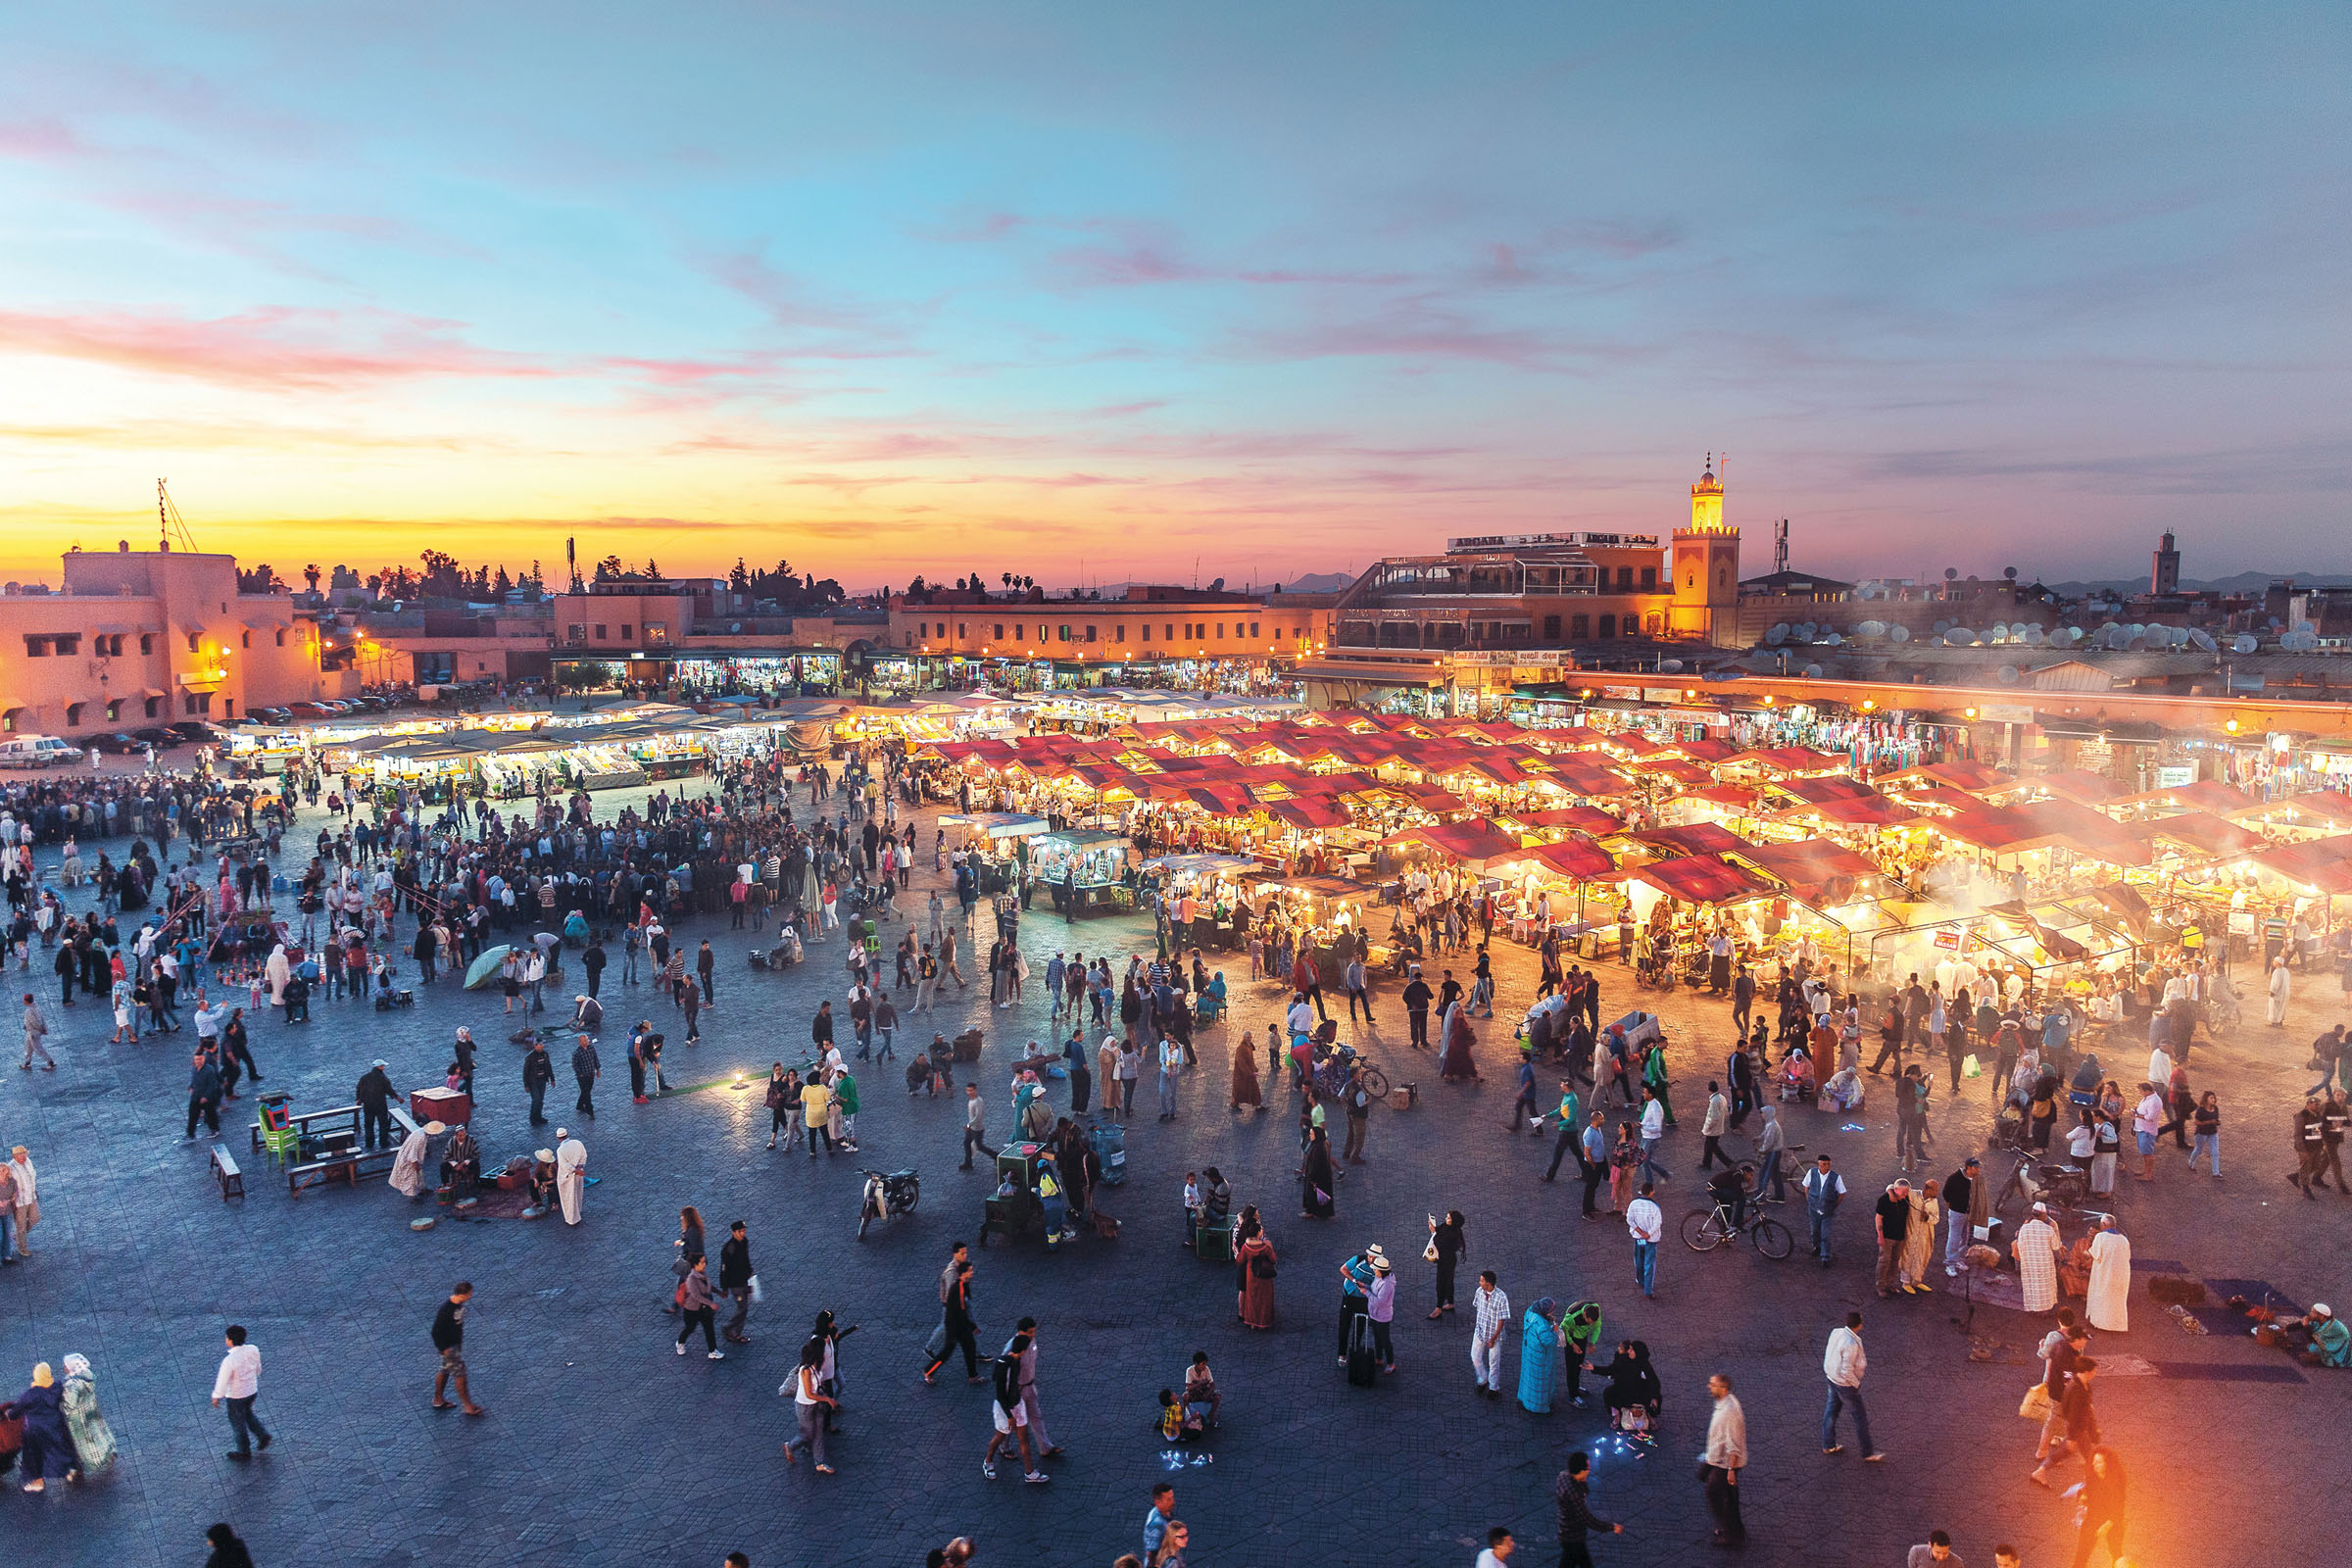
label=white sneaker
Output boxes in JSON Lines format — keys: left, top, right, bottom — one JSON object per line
{"left": 675, "top": 1343, "right": 686, "bottom": 1354}
{"left": 707, "top": 1350, "right": 725, "bottom": 1360}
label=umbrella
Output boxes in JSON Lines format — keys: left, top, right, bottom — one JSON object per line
{"left": 465, "top": 944, "right": 514, "bottom": 990}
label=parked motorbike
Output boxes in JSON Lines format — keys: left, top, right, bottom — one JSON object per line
{"left": 857, "top": 1167, "right": 920, "bottom": 1239}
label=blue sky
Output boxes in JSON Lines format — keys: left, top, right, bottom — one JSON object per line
{"left": 2, "top": 2, "right": 2345, "bottom": 587}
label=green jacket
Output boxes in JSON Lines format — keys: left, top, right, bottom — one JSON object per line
{"left": 834, "top": 1072, "right": 860, "bottom": 1114}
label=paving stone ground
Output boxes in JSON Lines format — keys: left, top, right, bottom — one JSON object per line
{"left": 1, "top": 782, "right": 2347, "bottom": 1568}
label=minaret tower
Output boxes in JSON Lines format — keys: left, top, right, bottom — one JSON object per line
{"left": 1671, "top": 454, "right": 1740, "bottom": 642}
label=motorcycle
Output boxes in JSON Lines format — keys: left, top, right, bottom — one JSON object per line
{"left": 857, "top": 1167, "right": 920, "bottom": 1240}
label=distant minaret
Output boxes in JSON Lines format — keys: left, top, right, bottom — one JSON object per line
{"left": 2150, "top": 531, "right": 2181, "bottom": 596}
{"left": 1672, "top": 455, "right": 1740, "bottom": 643}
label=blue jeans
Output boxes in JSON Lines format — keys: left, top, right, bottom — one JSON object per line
{"left": 1158, "top": 1070, "right": 1177, "bottom": 1117}
{"left": 1809, "top": 1210, "right": 1835, "bottom": 1261}
{"left": 224, "top": 1395, "right": 270, "bottom": 1454}
{"left": 2190, "top": 1132, "right": 2220, "bottom": 1175}
{"left": 1756, "top": 1150, "right": 1785, "bottom": 1201}
{"left": 0, "top": 1210, "right": 14, "bottom": 1262}
{"left": 1632, "top": 1239, "right": 1656, "bottom": 1297}
{"left": 1639, "top": 1137, "right": 1671, "bottom": 1185}
{"left": 1821, "top": 1381, "right": 1872, "bottom": 1452}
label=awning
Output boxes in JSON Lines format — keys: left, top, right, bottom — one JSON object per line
{"left": 1498, "top": 837, "right": 1615, "bottom": 882}
{"left": 1620, "top": 822, "right": 1751, "bottom": 857}
{"left": 1381, "top": 819, "right": 1524, "bottom": 864}
{"left": 2254, "top": 834, "right": 2352, "bottom": 895}
{"left": 1630, "top": 856, "right": 1776, "bottom": 906}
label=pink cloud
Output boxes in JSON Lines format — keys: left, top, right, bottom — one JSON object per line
{"left": 700, "top": 250, "right": 922, "bottom": 358}
{"left": 0, "top": 304, "right": 556, "bottom": 387}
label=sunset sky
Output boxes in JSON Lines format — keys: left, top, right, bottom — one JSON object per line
{"left": 4, "top": 4, "right": 2347, "bottom": 591}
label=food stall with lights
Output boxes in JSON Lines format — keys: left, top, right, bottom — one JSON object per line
{"left": 1028, "top": 828, "right": 1137, "bottom": 915}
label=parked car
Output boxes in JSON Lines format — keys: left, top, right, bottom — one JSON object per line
{"left": 252, "top": 707, "right": 294, "bottom": 725}
{"left": 129, "top": 725, "right": 181, "bottom": 748}
{"left": 84, "top": 731, "right": 148, "bottom": 756}
{"left": 0, "top": 736, "right": 85, "bottom": 768}
{"left": 169, "top": 720, "right": 226, "bottom": 746}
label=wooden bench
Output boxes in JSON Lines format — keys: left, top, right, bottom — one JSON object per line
{"left": 211, "top": 1144, "right": 245, "bottom": 1200}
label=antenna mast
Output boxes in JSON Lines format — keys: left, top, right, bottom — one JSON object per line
{"left": 156, "top": 479, "right": 200, "bottom": 553}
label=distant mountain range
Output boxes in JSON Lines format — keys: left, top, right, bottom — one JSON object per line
{"left": 1266, "top": 571, "right": 1354, "bottom": 594}
{"left": 2044, "top": 570, "right": 2352, "bottom": 596}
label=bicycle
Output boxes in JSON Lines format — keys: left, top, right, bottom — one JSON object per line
{"left": 1681, "top": 1200, "right": 1793, "bottom": 1259}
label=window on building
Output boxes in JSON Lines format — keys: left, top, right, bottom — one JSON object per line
{"left": 1570, "top": 613, "right": 1591, "bottom": 639}
{"left": 183, "top": 692, "right": 212, "bottom": 715}
{"left": 53, "top": 634, "right": 79, "bottom": 656}
{"left": 565, "top": 623, "right": 586, "bottom": 645}
{"left": 22, "top": 636, "right": 48, "bottom": 658}
{"left": 1166, "top": 624, "right": 1175, "bottom": 641}
{"left": 144, "top": 697, "right": 161, "bottom": 719}
{"left": 1616, "top": 566, "right": 1633, "bottom": 591}
{"left": 239, "top": 631, "right": 250, "bottom": 649}
{"left": 993, "top": 624, "right": 1004, "bottom": 641}
{"left": 1598, "top": 613, "right": 1617, "bottom": 639}
{"left": 1640, "top": 566, "right": 1656, "bottom": 591}
{"left": 593, "top": 624, "right": 608, "bottom": 641}
{"left": 621, "top": 624, "right": 633, "bottom": 639}
{"left": 1115, "top": 625, "right": 1126, "bottom": 644}
{"left": 1250, "top": 620, "right": 1260, "bottom": 638}
{"left": 1057, "top": 624, "right": 1070, "bottom": 643}
{"left": 1543, "top": 614, "right": 1561, "bottom": 641}
{"left": 1215, "top": 623, "right": 1225, "bottom": 639}
{"left": 645, "top": 623, "right": 669, "bottom": 646}
{"left": 1645, "top": 613, "right": 1662, "bottom": 635}
{"left": 275, "top": 628, "right": 287, "bottom": 646}
{"left": 956, "top": 622, "right": 967, "bottom": 639}
{"left": 139, "top": 633, "right": 154, "bottom": 655}
{"left": 1013, "top": 623, "right": 1024, "bottom": 641}
{"left": 1139, "top": 623, "right": 1150, "bottom": 642}
{"left": 65, "top": 703, "right": 82, "bottom": 726}
{"left": 105, "top": 700, "right": 122, "bottom": 722}
{"left": 1085, "top": 625, "right": 1098, "bottom": 643}
{"left": 187, "top": 631, "right": 201, "bottom": 653}
{"left": 906, "top": 631, "right": 917, "bottom": 648}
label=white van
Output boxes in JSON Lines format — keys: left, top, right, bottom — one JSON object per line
{"left": 0, "top": 735, "right": 85, "bottom": 768}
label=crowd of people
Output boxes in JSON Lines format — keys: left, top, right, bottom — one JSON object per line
{"left": 3, "top": 720, "right": 2345, "bottom": 1568}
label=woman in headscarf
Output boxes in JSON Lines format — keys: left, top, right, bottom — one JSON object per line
{"left": 1234, "top": 1206, "right": 1279, "bottom": 1329}
{"left": 266, "top": 943, "right": 291, "bottom": 1006}
{"left": 1437, "top": 1003, "right": 1480, "bottom": 1082}
{"left": 1590, "top": 1340, "right": 1663, "bottom": 1435}
{"left": 1, "top": 1363, "right": 71, "bottom": 1491}
{"left": 59, "top": 1353, "right": 116, "bottom": 1479}
{"left": 1299, "top": 1125, "right": 1336, "bottom": 1219}
{"left": 1229, "top": 1027, "right": 1263, "bottom": 1112}
{"left": 1516, "top": 1297, "right": 1561, "bottom": 1413}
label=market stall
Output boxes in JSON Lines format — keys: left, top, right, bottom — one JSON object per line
{"left": 1030, "top": 828, "right": 1136, "bottom": 916}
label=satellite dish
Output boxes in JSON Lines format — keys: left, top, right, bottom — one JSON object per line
{"left": 1820, "top": 632, "right": 1843, "bottom": 647}
{"left": 1996, "top": 665, "right": 2020, "bottom": 686}
{"left": 2188, "top": 628, "right": 2216, "bottom": 653}
{"left": 1802, "top": 663, "right": 1825, "bottom": 679}
{"left": 2232, "top": 634, "right": 2259, "bottom": 655}
{"left": 1765, "top": 624, "right": 1788, "bottom": 647}
{"left": 1657, "top": 659, "right": 1685, "bottom": 673}
{"left": 1948, "top": 628, "right": 1977, "bottom": 646}
{"left": 1932, "top": 619, "right": 1952, "bottom": 636}
{"left": 2282, "top": 628, "right": 2321, "bottom": 652}
{"left": 2126, "top": 636, "right": 2148, "bottom": 653}
{"left": 2022, "top": 625, "right": 2047, "bottom": 647}
{"left": 1795, "top": 622, "right": 1818, "bottom": 642}
{"left": 1888, "top": 624, "right": 1910, "bottom": 643}
{"left": 1856, "top": 620, "right": 1886, "bottom": 639}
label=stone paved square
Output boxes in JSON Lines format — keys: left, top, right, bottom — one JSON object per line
{"left": 2, "top": 784, "right": 2346, "bottom": 1568}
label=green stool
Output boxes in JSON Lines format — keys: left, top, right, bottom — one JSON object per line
{"left": 1196, "top": 1219, "right": 1236, "bottom": 1263}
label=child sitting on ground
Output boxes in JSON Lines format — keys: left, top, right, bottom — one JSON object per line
{"left": 1156, "top": 1388, "right": 1201, "bottom": 1444}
